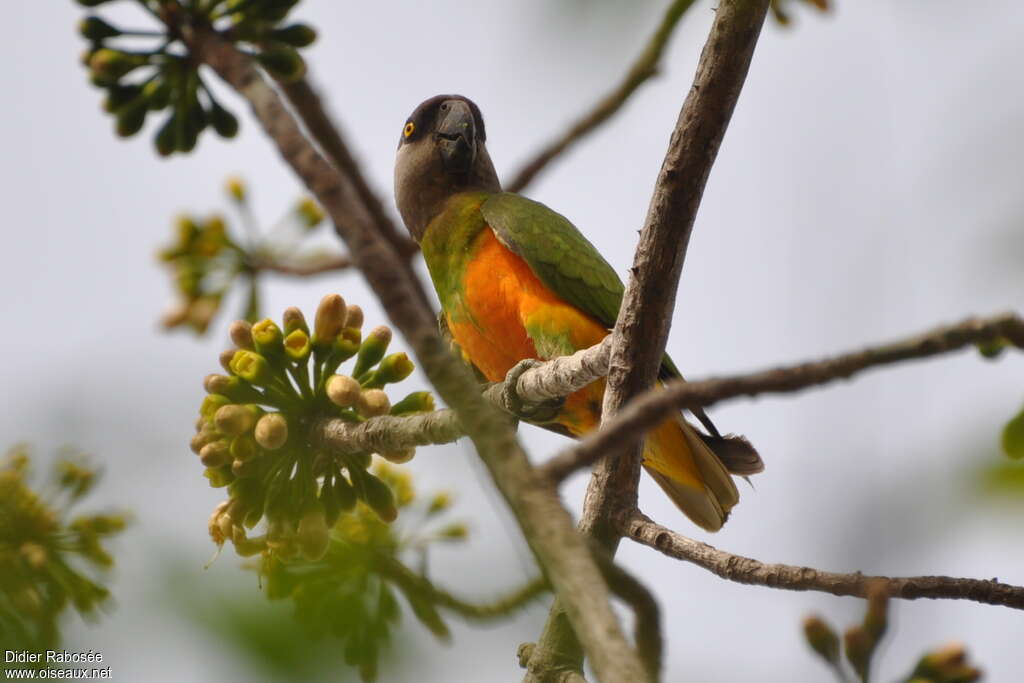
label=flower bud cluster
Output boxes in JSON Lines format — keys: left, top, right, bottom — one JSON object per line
{"left": 0, "top": 445, "right": 127, "bottom": 651}
{"left": 74, "top": 0, "right": 316, "bottom": 155}
{"left": 159, "top": 177, "right": 333, "bottom": 335}
{"left": 258, "top": 459, "right": 466, "bottom": 682}
{"left": 194, "top": 295, "right": 436, "bottom": 561}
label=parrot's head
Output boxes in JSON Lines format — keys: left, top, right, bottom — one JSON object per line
{"left": 394, "top": 94, "right": 500, "bottom": 240}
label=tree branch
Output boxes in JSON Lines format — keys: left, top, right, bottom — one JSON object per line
{"left": 620, "top": 511, "right": 1024, "bottom": 610}
{"left": 187, "top": 29, "right": 649, "bottom": 683}
{"left": 251, "top": 253, "right": 353, "bottom": 276}
{"left": 374, "top": 555, "right": 549, "bottom": 620}
{"left": 506, "top": 0, "right": 699, "bottom": 192}
{"left": 540, "top": 312, "right": 1024, "bottom": 483}
{"left": 272, "top": 76, "right": 421, "bottom": 260}
{"left": 528, "top": 1, "right": 771, "bottom": 678}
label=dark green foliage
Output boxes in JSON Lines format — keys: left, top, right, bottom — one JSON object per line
{"left": 71, "top": 0, "right": 317, "bottom": 155}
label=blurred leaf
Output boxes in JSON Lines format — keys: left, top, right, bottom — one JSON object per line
{"left": 1000, "top": 407, "right": 1024, "bottom": 459}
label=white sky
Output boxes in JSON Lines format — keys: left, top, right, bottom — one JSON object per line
{"left": 3, "top": 1, "right": 1024, "bottom": 681}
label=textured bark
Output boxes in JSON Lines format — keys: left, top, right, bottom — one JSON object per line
{"left": 528, "top": 1, "right": 772, "bottom": 679}
{"left": 540, "top": 313, "right": 1024, "bottom": 482}
{"left": 621, "top": 511, "right": 1024, "bottom": 610}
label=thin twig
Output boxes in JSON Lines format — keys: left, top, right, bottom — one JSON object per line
{"left": 528, "top": 2, "right": 771, "bottom": 678}
{"left": 540, "top": 313, "right": 1024, "bottom": 483}
{"left": 251, "top": 253, "right": 353, "bottom": 276}
{"left": 375, "top": 555, "right": 549, "bottom": 620}
{"left": 507, "top": 0, "right": 699, "bottom": 192}
{"left": 620, "top": 511, "right": 1024, "bottom": 610}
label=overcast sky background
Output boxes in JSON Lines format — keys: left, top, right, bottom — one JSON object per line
{"left": 3, "top": 1, "right": 1024, "bottom": 681}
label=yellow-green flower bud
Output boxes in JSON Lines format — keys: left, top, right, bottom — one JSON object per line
{"left": 88, "top": 49, "right": 146, "bottom": 85}
{"left": 200, "top": 394, "right": 233, "bottom": 422}
{"left": 345, "top": 305, "right": 364, "bottom": 330}
{"left": 361, "top": 473, "right": 397, "bottom": 522}
{"left": 297, "top": 504, "right": 330, "bottom": 561}
{"left": 427, "top": 492, "right": 451, "bottom": 516}
{"left": 364, "top": 352, "right": 414, "bottom": 388}
{"left": 79, "top": 16, "right": 121, "bottom": 40}
{"left": 801, "top": 615, "right": 839, "bottom": 665}
{"left": 219, "top": 349, "right": 237, "bottom": 373}
{"left": 225, "top": 176, "right": 246, "bottom": 202}
{"left": 214, "top": 404, "right": 259, "bottom": 436}
{"left": 256, "top": 46, "right": 307, "bottom": 82}
{"left": 210, "top": 101, "right": 239, "bottom": 139}
{"left": 357, "top": 389, "right": 391, "bottom": 418}
{"left": 204, "top": 374, "right": 264, "bottom": 404}
{"left": 313, "top": 294, "right": 347, "bottom": 346}
{"left": 204, "top": 466, "right": 234, "bottom": 488}
{"left": 190, "top": 429, "right": 219, "bottom": 455}
{"left": 353, "top": 326, "right": 392, "bottom": 378}
{"left": 282, "top": 306, "right": 309, "bottom": 335}
{"left": 20, "top": 542, "right": 48, "bottom": 570}
{"left": 229, "top": 320, "right": 255, "bottom": 350}
{"left": 283, "top": 328, "right": 311, "bottom": 362}
{"left": 295, "top": 197, "right": 324, "bottom": 229}
{"left": 229, "top": 350, "right": 272, "bottom": 385}
{"left": 142, "top": 79, "right": 170, "bottom": 110}
{"left": 230, "top": 434, "right": 259, "bottom": 463}
{"left": 326, "top": 374, "right": 361, "bottom": 408}
{"left": 200, "top": 440, "right": 231, "bottom": 468}
{"left": 270, "top": 24, "right": 318, "bottom": 48}
{"left": 438, "top": 523, "right": 468, "bottom": 540}
{"left": 380, "top": 448, "right": 415, "bottom": 464}
{"left": 251, "top": 318, "right": 284, "bottom": 356}
{"left": 254, "top": 413, "right": 288, "bottom": 450}
{"left": 390, "top": 391, "right": 435, "bottom": 416}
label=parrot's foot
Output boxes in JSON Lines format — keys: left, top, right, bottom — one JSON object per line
{"left": 500, "top": 359, "right": 566, "bottom": 424}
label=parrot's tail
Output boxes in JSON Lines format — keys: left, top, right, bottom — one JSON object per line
{"left": 642, "top": 417, "right": 744, "bottom": 532}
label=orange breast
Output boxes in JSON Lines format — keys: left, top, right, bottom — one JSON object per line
{"left": 447, "top": 228, "right": 609, "bottom": 435}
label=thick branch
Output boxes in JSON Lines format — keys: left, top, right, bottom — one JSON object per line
{"left": 188, "top": 30, "right": 647, "bottom": 683}
{"left": 529, "top": 2, "right": 771, "bottom": 678}
{"left": 541, "top": 312, "right": 1024, "bottom": 482}
{"left": 506, "top": 0, "right": 698, "bottom": 192}
{"left": 621, "top": 511, "right": 1024, "bottom": 610}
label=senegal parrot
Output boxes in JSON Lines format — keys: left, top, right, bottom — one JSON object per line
{"left": 393, "top": 94, "right": 762, "bottom": 531}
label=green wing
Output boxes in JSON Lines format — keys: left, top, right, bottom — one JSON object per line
{"left": 481, "top": 192, "right": 624, "bottom": 328}
{"left": 480, "top": 192, "right": 726, "bottom": 437}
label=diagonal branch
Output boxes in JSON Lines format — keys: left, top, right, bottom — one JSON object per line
{"left": 186, "top": 28, "right": 648, "bottom": 683}
{"left": 528, "top": 1, "right": 772, "bottom": 678}
{"left": 620, "top": 511, "right": 1024, "bottom": 610}
{"left": 272, "top": 77, "right": 421, "bottom": 259}
{"left": 540, "top": 312, "right": 1024, "bottom": 482}
{"left": 506, "top": 0, "right": 699, "bottom": 192}
{"left": 374, "top": 555, "right": 550, "bottom": 620}
{"left": 251, "top": 253, "right": 353, "bottom": 276}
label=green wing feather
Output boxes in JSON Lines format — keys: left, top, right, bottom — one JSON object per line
{"left": 480, "top": 192, "right": 727, "bottom": 438}
{"left": 481, "top": 192, "right": 624, "bottom": 328}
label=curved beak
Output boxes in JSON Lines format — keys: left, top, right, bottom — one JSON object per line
{"left": 436, "top": 100, "right": 476, "bottom": 174}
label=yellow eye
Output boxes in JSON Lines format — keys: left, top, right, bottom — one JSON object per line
{"left": 403, "top": 122, "right": 415, "bottom": 138}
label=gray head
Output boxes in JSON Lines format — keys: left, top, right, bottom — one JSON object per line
{"left": 393, "top": 94, "right": 501, "bottom": 240}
